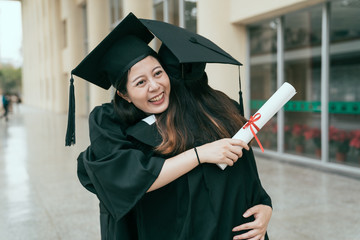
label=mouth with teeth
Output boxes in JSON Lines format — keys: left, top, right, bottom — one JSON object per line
{"left": 149, "top": 92, "right": 165, "bottom": 104}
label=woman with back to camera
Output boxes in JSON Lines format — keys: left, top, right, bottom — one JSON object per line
{"left": 70, "top": 13, "right": 272, "bottom": 240}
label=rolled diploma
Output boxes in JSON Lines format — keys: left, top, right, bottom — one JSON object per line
{"left": 217, "top": 82, "right": 296, "bottom": 170}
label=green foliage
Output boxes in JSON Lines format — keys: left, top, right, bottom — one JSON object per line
{"left": 0, "top": 65, "right": 22, "bottom": 93}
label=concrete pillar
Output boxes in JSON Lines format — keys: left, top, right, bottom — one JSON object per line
{"left": 87, "top": 0, "right": 112, "bottom": 111}
{"left": 20, "top": 0, "right": 34, "bottom": 106}
{"left": 21, "top": 0, "right": 43, "bottom": 107}
{"left": 49, "top": 0, "right": 67, "bottom": 113}
{"left": 61, "top": 0, "right": 87, "bottom": 116}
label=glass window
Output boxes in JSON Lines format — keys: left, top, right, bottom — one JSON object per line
{"left": 248, "top": 20, "right": 277, "bottom": 151}
{"left": 117, "top": 0, "right": 123, "bottom": 21}
{"left": 153, "top": 2, "right": 164, "bottom": 50}
{"left": 82, "top": 4, "right": 88, "bottom": 54}
{"left": 283, "top": 6, "right": 322, "bottom": 159}
{"left": 152, "top": 0, "right": 197, "bottom": 32}
{"left": 110, "top": 0, "right": 115, "bottom": 24}
{"left": 184, "top": 0, "right": 197, "bottom": 33}
{"left": 329, "top": 0, "right": 360, "bottom": 166}
{"left": 109, "top": 0, "right": 123, "bottom": 25}
{"left": 168, "top": 0, "right": 179, "bottom": 26}
{"left": 154, "top": 2, "right": 164, "bottom": 21}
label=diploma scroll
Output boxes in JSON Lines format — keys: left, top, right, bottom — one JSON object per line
{"left": 218, "top": 82, "right": 296, "bottom": 170}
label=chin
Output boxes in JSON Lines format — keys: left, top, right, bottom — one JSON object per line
{"left": 152, "top": 103, "right": 169, "bottom": 115}
{"left": 152, "top": 107, "right": 167, "bottom": 115}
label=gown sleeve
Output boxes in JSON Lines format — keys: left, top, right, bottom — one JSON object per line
{"left": 77, "top": 103, "right": 165, "bottom": 221}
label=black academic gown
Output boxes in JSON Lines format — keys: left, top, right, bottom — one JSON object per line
{"left": 77, "top": 102, "right": 271, "bottom": 240}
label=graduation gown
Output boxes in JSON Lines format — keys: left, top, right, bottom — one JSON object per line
{"left": 77, "top": 102, "right": 272, "bottom": 240}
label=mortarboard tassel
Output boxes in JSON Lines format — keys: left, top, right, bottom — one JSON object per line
{"left": 238, "top": 66, "right": 244, "bottom": 116}
{"left": 65, "top": 74, "right": 76, "bottom": 146}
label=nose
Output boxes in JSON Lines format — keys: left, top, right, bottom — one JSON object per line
{"left": 148, "top": 79, "right": 160, "bottom": 92}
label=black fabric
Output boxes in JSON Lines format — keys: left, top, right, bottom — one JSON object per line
{"left": 77, "top": 103, "right": 165, "bottom": 222}
{"left": 140, "top": 18, "right": 242, "bottom": 65}
{"left": 72, "top": 12, "right": 154, "bottom": 89}
{"left": 77, "top": 103, "right": 271, "bottom": 240}
{"left": 158, "top": 44, "right": 206, "bottom": 81}
{"left": 100, "top": 36, "right": 157, "bottom": 88}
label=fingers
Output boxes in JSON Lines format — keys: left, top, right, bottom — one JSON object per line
{"left": 233, "top": 229, "right": 262, "bottom": 240}
{"left": 225, "top": 139, "right": 249, "bottom": 156}
{"left": 198, "top": 138, "right": 249, "bottom": 165}
{"left": 232, "top": 222, "right": 253, "bottom": 232}
{"left": 222, "top": 139, "right": 249, "bottom": 166}
{"left": 229, "top": 145, "right": 244, "bottom": 159}
{"left": 225, "top": 147, "right": 241, "bottom": 162}
{"left": 233, "top": 227, "right": 265, "bottom": 240}
{"left": 243, "top": 205, "right": 258, "bottom": 218}
{"left": 232, "top": 205, "right": 271, "bottom": 240}
{"left": 233, "top": 233, "right": 263, "bottom": 240}
{"left": 229, "top": 139, "right": 250, "bottom": 151}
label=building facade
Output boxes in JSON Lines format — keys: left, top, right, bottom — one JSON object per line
{"left": 20, "top": 0, "right": 360, "bottom": 175}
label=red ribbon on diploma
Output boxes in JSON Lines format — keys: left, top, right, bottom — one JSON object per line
{"left": 242, "top": 113, "right": 264, "bottom": 152}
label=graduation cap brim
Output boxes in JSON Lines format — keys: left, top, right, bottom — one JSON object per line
{"left": 72, "top": 12, "right": 155, "bottom": 90}
{"left": 139, "top": 19, "right": 242, "bottom": 66}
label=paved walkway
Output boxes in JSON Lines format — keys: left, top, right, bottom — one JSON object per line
{"left": 1, "top": 105, "right": 360, "bottom": 240}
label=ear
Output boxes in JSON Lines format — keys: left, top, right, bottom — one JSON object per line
{"left": 117, "top": 90, "right": 131, "bottom": 103}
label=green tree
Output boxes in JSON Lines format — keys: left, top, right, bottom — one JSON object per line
{"left": 0, "top": 64, "right": 22, "bottom": 94}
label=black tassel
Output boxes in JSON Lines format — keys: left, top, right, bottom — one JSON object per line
{"left": 238, "top": 66, "right": 244, "bottom": 116}
{"left": 238, "top": 91, "right": 244, "bottom": 116}
{"left": 65, "top": 74, "right": 76, "bottom": 146}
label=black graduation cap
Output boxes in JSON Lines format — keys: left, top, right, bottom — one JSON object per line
{"left": 158, "top": 44, "right": 206, "bottom": 81}
{"left": 139, "top": 19, "right": 245, "bottom": 115}
{"left": 140, "top": 19, "right": 241, "bottom": 65}
{"left": 65, "top": 12, "right": 156, "bottom": 146}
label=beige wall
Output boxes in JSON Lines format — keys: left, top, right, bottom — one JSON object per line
{"left": 230, "top": 0, "right": 325, "bottom": 24}
{"left": 198, "top": 0, "right": 247, "bottom": 104}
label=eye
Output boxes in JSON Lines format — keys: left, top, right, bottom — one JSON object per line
{"left": 154, "top": 70, "right": 163, "bottom": 77}
{"left": 136, "top": 79, "right": 145, "bottom": 86}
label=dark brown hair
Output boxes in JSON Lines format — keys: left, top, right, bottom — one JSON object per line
{"left": 155, "top": 73, "right": 247, "bottom": 156}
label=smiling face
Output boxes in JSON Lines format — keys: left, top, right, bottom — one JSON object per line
{"left": 118, "top": 55, "right": 171, "bottom": 115}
